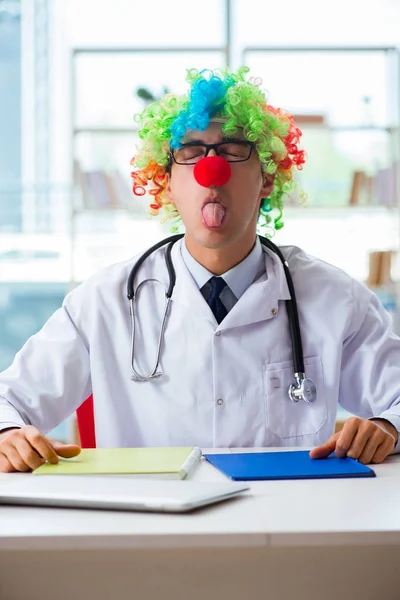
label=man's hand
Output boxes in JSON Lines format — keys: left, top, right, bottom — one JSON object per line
{"left": 0, "top": 426, "right": 81, "bottom": 473}
{"left": 310, "top": 417, "right": 398, "bottom": 465}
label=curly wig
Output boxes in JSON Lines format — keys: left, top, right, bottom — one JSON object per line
{"left": 131, "top": 66, "right": 306, "bottom": 233}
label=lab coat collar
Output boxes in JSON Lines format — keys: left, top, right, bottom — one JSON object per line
{"left": 171, "top": 239, "right": 291, "bottom": 329}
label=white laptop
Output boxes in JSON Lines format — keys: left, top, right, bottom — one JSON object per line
{"left": 0, "top": 476, "right": 249, "bottom": 513}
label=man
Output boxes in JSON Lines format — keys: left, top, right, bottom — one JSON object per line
{"left": 0, "top": 66, "right": 399, "bottom": 472}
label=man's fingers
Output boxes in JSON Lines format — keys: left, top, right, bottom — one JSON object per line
{"left": 356, "top": 432, "right": 382, "bottom": 464}
{"left": 0, "top": 427, "right": 81, "bottom": 473}
{"left": 311, "top": 418, "right": 396, "bottom": 465}
{"left": 0, "top": 452, "right": 16, "bottom": 473}
{"left": 48, "top": 439, "right": 81, "bottom": 459}
{"left": 13, "top": 437, "right": 46, "bottom": 471}
{"left": 309, "top": 432, "right": 339, "bottom": 459}
{"left": 371, "top": 440, "right": 393, "bottom": 464}
{"left": 367, "top": 427, "right": 396, "bottom": 464}
{"left": 334, "top": 418, "right": 363, "bottom": 458}
{"left": 24, "top": 427, "right": 59, "bottom": 464}
{"left": 346, "top": 421, "right": 391, "bottom": 463}
{"left": 4, "top": 446, "right": 31, "bottom": 472}
{"left": 311, "top": 417, "right": 369, "bottom": 460}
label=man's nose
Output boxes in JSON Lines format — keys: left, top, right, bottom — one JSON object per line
{"left": 193, "top": 156, "right": 232, "bottom": 187}
{"left": 206, "top": 147, "right": 218, "bottom": 158}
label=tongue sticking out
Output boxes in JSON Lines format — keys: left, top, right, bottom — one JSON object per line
{"left": 201, "top": 202, "right": 226, "bottom": 228}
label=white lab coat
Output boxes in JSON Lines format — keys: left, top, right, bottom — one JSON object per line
{"left": 1, "top": 239, "right": 400, "bottom": 450}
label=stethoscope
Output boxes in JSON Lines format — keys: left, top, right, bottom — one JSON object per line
{"left": 127, "top": 154, "right": 317, "bottom": 404}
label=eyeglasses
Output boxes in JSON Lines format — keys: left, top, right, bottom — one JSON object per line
{"left": 171, "top": 140, "right": 255, "bottom": 165}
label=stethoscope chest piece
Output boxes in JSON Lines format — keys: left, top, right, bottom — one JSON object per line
{"left": 288, "top": 373, "right": 317, "bottom": 404}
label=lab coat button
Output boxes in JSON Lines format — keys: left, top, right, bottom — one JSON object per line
{"left": 216, "top": 398, "right": 224, "bottom": 406}
{"left": 215, "top": 331, "right": 221, "bottom": 336}
{"left": 271, "top": 308, "right": 278, "bottom": 316}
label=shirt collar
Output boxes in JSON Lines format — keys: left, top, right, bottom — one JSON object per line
{"left": 180, "top": 236, "right": 265, "bottom": 300}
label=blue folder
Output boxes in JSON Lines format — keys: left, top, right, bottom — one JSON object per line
{"left": 204, "top": 451, "right": 376, "bottom": 481}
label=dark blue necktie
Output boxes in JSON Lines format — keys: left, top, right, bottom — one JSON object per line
{"left": 206, "top": 276, "right": 228, "bottom": 324}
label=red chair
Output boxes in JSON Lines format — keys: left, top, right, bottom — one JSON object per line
{"left": 76, "top": 395, "right": 96, "bottom": 448}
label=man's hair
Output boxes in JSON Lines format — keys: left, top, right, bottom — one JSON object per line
{"left": 130, "top": 66, "right": 306, "bottom": 233}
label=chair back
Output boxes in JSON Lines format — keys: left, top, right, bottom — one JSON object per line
{"left": 76, "top": 395, "right": 96, "bottom": 448}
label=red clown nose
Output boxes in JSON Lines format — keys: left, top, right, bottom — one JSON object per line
{"left": 193, "top": 156, "right": 232, "bottom": 188}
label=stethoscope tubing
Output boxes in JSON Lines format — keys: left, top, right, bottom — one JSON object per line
{"left": 127, "top": 234, "right": 305, "bottom": 375}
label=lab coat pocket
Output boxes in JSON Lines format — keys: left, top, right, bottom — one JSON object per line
{"left": 263, "top": 356, "right": 327, "bottom": 439}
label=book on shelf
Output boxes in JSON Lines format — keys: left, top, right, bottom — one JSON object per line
{"left": 73, "top": 161, "right": 133, "bottom": 210}
{"left": 293, "top": 114, "right": 326, "bottom": 126}
{"left": 367, "top": 250, "right": 393, "bottom": 288}
{"left": 349, "top": 170, "right": 376, "bottom": 206}
{"left": 375, "top": 163, "right": 399, "bottom": 207}
{"left": 367, "top": 251, "right": 398, "bottom": 318}
{"left": 349, "top": 162, "right": 399, "bottom": 207}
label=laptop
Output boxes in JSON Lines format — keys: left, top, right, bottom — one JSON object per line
{"left": 0, "top": 475, "right": 249, "bottom": 513}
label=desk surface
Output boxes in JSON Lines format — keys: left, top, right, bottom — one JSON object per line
{"left": 1, "top": 447, "right": 400, "bottom": 551}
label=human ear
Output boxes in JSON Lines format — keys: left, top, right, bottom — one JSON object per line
{"left": 165, "top": 172, "right": 173, "bottom": 201}
{"left": 260, "top": 171, "right": 275, "bottom": 199}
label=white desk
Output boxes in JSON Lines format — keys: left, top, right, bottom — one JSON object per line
{"left": 1, "top": 448, "right": 400, "bottom": 600}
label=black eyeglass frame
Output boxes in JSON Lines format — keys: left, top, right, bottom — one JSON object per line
{"left": 169, "top": 140, "right": 255, "bottom": 165}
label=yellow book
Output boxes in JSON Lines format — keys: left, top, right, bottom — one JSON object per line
{"left": 33, "top": 447, "right": 202, "bottom": 479}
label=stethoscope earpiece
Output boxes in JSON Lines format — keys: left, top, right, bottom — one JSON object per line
{"left": 193, "top": 156, "right": 232, "bottom": 187}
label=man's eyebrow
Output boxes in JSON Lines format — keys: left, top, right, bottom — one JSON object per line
{"left": 221, "top": 136, "right": 246, "bottom": 142}
{"left": 181, "top": 138, "right": 205, "bottom": 145}
{"left": 182, "top": 136, "right": 246, "bottom": 145}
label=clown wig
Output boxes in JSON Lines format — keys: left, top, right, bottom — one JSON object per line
{"left": 130, "top": 66, "right": 306, "bottom": 233}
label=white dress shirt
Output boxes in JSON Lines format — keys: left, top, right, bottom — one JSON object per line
{"left": 181, "top": 236, "right": 265, "bottom": 311}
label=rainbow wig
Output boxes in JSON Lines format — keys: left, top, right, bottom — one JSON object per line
{"left": 130, "top": 66, "right": 306, "bottom": 233}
